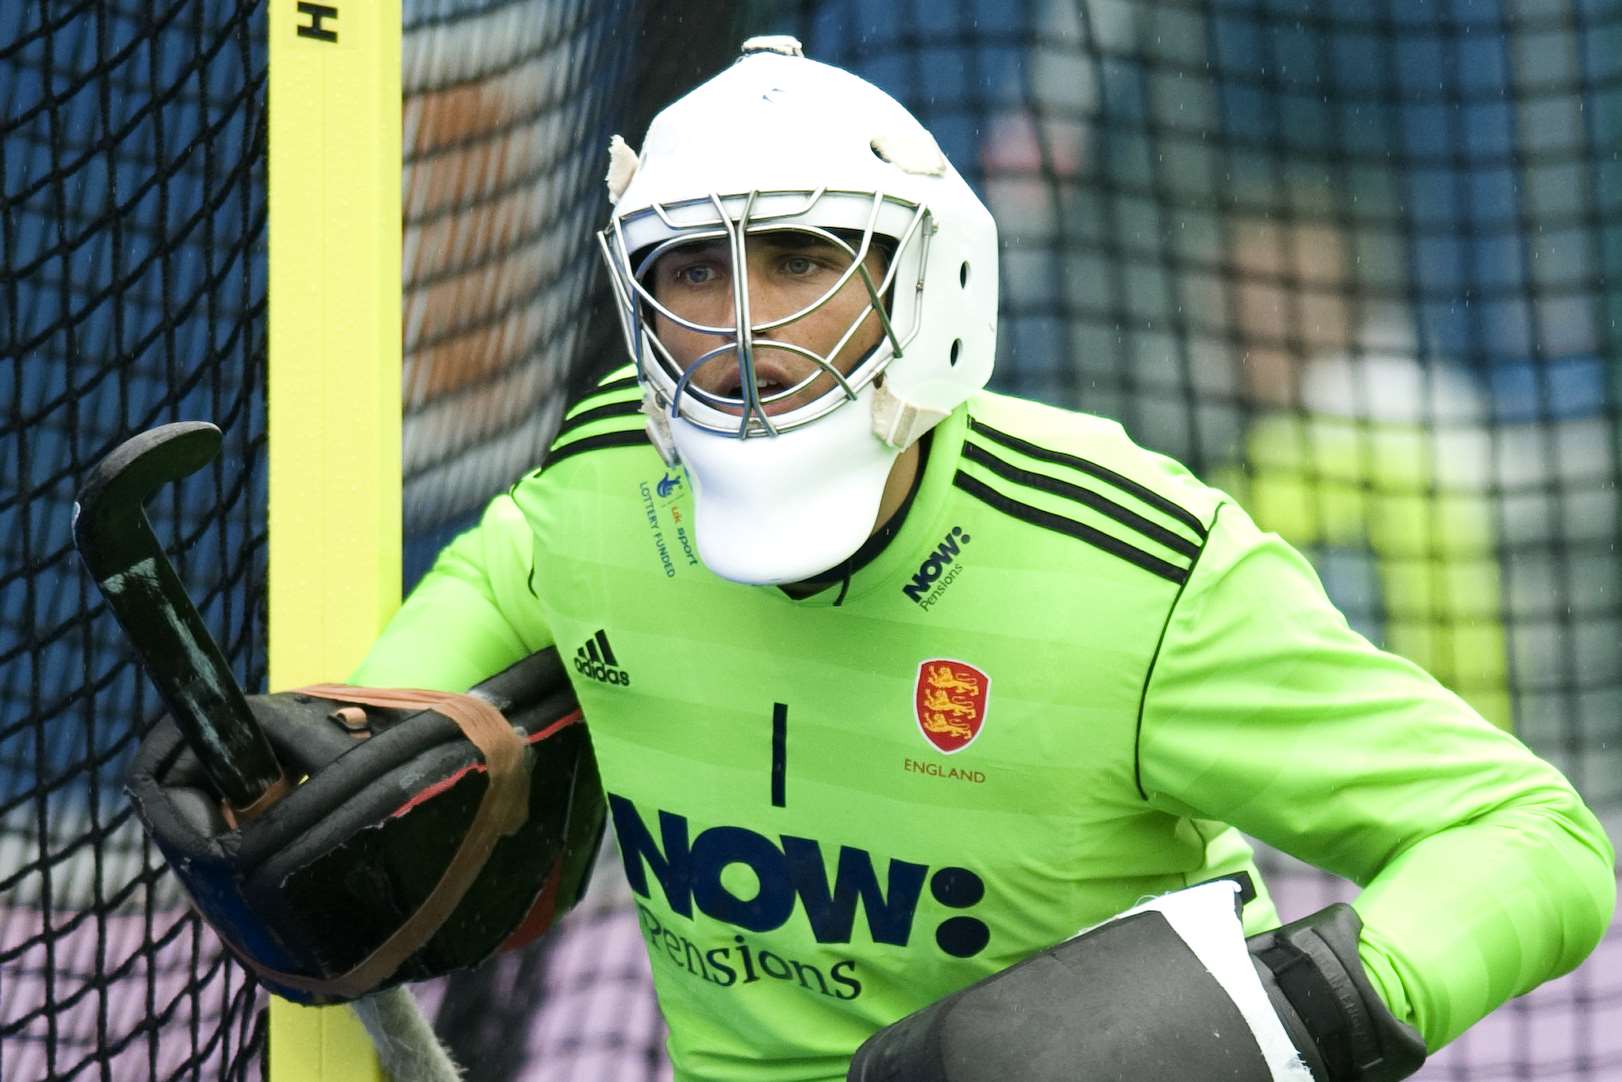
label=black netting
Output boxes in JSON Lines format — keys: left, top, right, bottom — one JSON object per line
{"left": 7, "top": 2, "right": 1619, "bottom": 1081}
{"left": 2, "top": 3, "right": 267, "bottom": 1080}
{"left": 397, "top": 0, "right": 752, "bottom": 586}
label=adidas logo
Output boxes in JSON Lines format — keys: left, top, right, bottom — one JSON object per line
{"left": 574, "top": 629, "right": 632, "bottom": 686}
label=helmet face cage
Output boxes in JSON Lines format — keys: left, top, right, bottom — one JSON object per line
{"left": 598, "top": 189, "right": 931, "bottom": 439}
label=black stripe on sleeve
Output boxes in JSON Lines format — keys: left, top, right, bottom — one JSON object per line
{"left": 576, "top": 375, "right": 640, "bottom": 402}
{"left": 552, "top": 397, "right": 643, "bottom": 444}
{"left": 952, "top": 471, "right": 1188, "bottom": 585}
{"left": 542, "top": 428, "right": 649, "bottom": 470}
{"left": 967, "top": 419, "right": 1209, "bottom": 541}
{"left": 962, "top": 440, "right": 1200, "bottom": 561}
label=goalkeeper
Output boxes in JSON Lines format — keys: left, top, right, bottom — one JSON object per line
{"left": 353, "top": 37, "right": 1614, "bottom": 1082}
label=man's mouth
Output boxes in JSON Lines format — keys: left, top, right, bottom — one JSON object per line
{"left": 712, "top": 358, "right": 805, "bottom": 402}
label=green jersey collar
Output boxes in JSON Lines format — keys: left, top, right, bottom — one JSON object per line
{"left": 768, "top": 402, "right": 969, "bottom": 609}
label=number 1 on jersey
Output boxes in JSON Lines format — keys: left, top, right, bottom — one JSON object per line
{"left": 771, "top": 702, "right": 787, "bottom": 807}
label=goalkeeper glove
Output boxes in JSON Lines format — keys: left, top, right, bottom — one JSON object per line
{"left": 847, "top": 879, "right": 1424, "bottom": 1082}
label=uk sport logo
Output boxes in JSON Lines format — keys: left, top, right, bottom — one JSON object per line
{"left": 914, "top": 659, "right": 989, "bottom": 753}
{"left": 574, "top": 629, "right": 631, "bottom": 686}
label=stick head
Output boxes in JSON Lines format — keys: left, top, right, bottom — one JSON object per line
{"left": 73, "top": 421, "right": 223, "bottom": 580}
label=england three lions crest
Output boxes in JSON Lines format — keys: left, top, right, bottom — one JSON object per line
{"left": 914, "top": 659, "right": 990, "bottom": 754}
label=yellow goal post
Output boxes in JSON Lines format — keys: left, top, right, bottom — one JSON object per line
{"left": 267, "top": 2, "right": 401, "bottom": 1078}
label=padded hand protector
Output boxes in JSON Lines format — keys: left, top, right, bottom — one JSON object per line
{"left": 126, "top": 648, "right": 604, "bottom": 1004}
{"left": 1247, "top": 903, "right": 1426, "bottom": 1082}
{"left": 846, "top": 880, "right": 1425, "bottom": 1082}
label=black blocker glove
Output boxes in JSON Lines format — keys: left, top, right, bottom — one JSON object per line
{"left": 847, "top": 879, "right": 1425, "bottom": 1082}
{"left": 127, "top": 648, "right": 605, "bottom": 1004}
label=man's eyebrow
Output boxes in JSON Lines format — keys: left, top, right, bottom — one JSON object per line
{"left": 658, "top": 233, "right": 847, "bottom": 266}
{"left": 751, "top": 231, "right": 846, "bottom": 251}
{"left": 660, "top": 238, "right": 729, "bottom": 261}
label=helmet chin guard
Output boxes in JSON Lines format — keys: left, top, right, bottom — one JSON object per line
{"left": 599, "top": 40, "right": 997, "bottom": 585}
{"left": 673, "top": 379, "right": 900, "bottom": 585}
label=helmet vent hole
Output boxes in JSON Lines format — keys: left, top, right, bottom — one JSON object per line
{"left": 949, "top": 339, "right": 962, "bottom": 367}
{"left": 959, "top": 261, "right": 970, "bottom": 287}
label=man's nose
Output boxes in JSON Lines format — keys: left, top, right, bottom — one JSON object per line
{"left": 743, "top": 265, "right": 800, "bottom": 327}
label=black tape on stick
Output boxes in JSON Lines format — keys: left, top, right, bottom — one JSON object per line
{"left": 73, "top": 421, "right": 287, "bottom": 813}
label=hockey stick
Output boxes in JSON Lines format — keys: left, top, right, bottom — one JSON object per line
{"left": 73, "top": 421, "right": 290, "bottom": 817}
{"left": 74, "top": 421, "right": 462, "bottom": 1081}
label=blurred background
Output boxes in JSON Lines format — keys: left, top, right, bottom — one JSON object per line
{"left": 3, "top": 1, "right": 1618, "bottom": 1078}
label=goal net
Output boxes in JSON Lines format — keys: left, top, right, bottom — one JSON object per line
{"left": 3, "top": 2, "right": 1617, "bottom": 1081}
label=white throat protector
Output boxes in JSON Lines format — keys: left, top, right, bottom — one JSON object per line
{"left": 599, "top": 37, "right": 998, "bottom": 585}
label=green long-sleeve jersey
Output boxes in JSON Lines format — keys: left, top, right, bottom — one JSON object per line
{"left": 354, "top": 369, "right": 1614, "bottom": 1082}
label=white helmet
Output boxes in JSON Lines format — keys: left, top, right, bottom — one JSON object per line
{"left": 598, "top": 37, "right": 998, "bottom": 584}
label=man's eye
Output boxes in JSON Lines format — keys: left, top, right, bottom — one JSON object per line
{"left": 782, "top": 255, "right": 817, "bottom": 276}
{"left": 676, "top": 264, "right": 718, "bottom": 285}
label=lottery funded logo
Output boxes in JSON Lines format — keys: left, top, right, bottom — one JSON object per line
{"left": 638, "top": 472, "right": 700, "bottom": 577}
{"left": 913, "top": 659, "right": 989, "bottom": 754}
